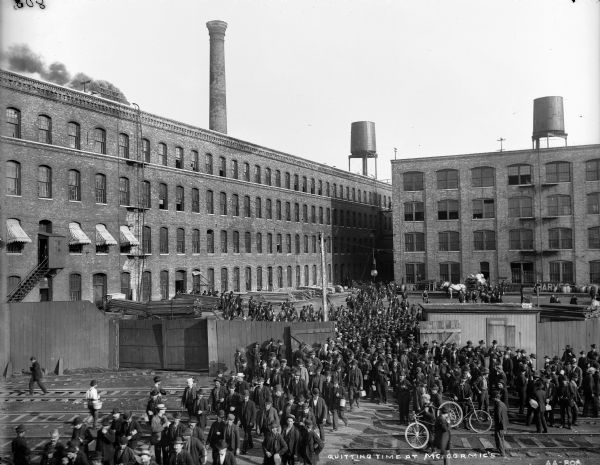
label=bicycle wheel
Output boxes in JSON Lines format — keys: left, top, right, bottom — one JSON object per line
{"left": 468, "top": 409, "right": 492, "bottom": 433}
{"left": 404, "top": 422, "right": 430, "bottom": 450}
{"left": 439, "top": 401, "right": 463, "bottom": 428}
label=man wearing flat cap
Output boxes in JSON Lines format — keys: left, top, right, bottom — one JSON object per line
{"left": 41, "top": 429, "right": 64, "bottom": 465}
{"left": 223, "top": 414, "right": 241, "bottom": 456}
{"left": 151, "top": 404, "right": 170, "bottom": 465}
{"left": 298, "top": 420, "right": 322, "bottom": 465}
{"left": 138, "top": 448, "right": 158, "bottom": 465}
{"left": 214, "top": 440, "right": 236, "bottom": 465}
{"left": 182, "top": 428, "right": 206, "bottom": 465}
{"left": 114, "top": 436, "right": 136, "bottom": 465}
{"left": 122, "top": 412, "right": 140, "bottom": 450}
{"left": 68, "top": 445, "right": 90, "bottom": 465}
{"left": 262, "top": 423, "right": 287, "bottom": 465}
{"left": 168, "top": 437, "right": 193, "bottom": 465}
{"left": 97, "top": 418, "right": 116, "bottom": 465}
{"left": 239, "top": 390, "right": 256, "bottom": 454}
{"left": 207, "top": 411, "right": 226, "bottom": 465}
{"left": 281, "top": 415, "right": 299, "bottom": 465}
{"left": 309, "top": 389, "right": 327, "bottom": 441}
{"left": 12, "top": 425, "right": 30, "bottom": 465}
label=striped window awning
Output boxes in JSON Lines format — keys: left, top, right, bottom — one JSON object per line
{"left": 7, "top": 219, "right": 32, "bottom": 244}
{"left": 68, "top": 222, "right": 92, "bottom": 245}
{"left": 96, "top": 224, "right": 117, "bottom": 246}
{"left": 120, "top": 225, "right": 139, "bottom": 246}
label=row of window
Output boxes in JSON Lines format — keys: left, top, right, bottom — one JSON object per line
{"left": 5, "top": 108, "right": 391, "bottom": 208}
{"left": 403, "top": 227, "right": 600, "bottom": 252}
{"left": 402, "top": 161, "right": 600, "bottom": 191}
{"left": 404, "top": 260, "right": 599, "bottom": 285}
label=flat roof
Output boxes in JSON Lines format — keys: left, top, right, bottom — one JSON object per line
{"left": 420, "top": 303, "right": 540, "bottom": 314}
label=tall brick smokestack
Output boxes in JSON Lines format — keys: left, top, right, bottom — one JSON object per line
{"left": 206, "top": 20, "right": 228, "bottom": 134}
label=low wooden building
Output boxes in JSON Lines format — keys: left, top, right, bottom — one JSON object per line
{"left": 420, "top": 303, "right": 540, "bottom": 358}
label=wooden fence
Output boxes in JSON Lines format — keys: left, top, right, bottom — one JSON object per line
{"left": 7, "top": 301, "right": 116, "bottom": 373}
{"left": 537, "top": 318, "right": 600, "bottom": 359}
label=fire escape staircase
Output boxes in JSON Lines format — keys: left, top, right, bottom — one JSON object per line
{"left": 6, "top": 258, "right": 51, "bottom": 303}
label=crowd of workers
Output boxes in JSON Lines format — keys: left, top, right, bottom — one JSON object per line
{"left": 13, "top": 283, "right": 600, "bottom": 465}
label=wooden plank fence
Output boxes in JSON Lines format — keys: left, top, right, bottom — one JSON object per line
{"left": 537, "top": 318, "right": 600, "bottom": 360}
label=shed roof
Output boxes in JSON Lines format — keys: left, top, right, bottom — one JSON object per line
{"left": 420, "top": 303, "right": 540, "bottom": 315}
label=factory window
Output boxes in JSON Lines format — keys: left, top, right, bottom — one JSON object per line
{"left": 159, "top": 227, "right": 169, "bottom": 254}
{"left": 255, "top": 165, "right": 261, "bottom": 184}
{"left": 69, "top": 273, "right": 81, "bottom": 301}
{"left": 326, "top": 208, "right": 331, "bottom": 225}
{"left": 295, "top": 234, "right": 301, "bottom": 255}
{"left": 255, "top": 197, "right": 262, "bottom": 218}
{"left": 304, "top": 235, "right": 309, "bottom": 253}
{"left": 545, "top": 161, "right": 571, "bottom": 183}
{"left": 6, "top": 161, "right": 21, "bottom": 196}
{"left": 326, "top": 236, "right": 331, "bottom": 253}
{"left": 588, "top": 227, "right": 600, "bottom": 249}
{"left": 191, "top": 150, "right": 199, "bottom": 171}
{"left": 404, "top": 201, "right": 424, "bottom": 221}
{"left": 403, "top": 172, "right": 424, "bottom": 191}
{"left": 508, "top": 164, "right": 532, "bottom": 185}
{"left": 473, "top": 230, "right": 496, "bottom": 250}
{"left": 590, "top": 262, "right": 600, "bottom": 284}
{"left": 266, "top": 199, "right": 272, "bottom": 219}
{"left": 142, "top": 226, "right": 152, "bottom": 254}
{"left": 311, "top": 205, "right": 316, "bottom": 223}
{"left": 287, "top": 266, "right": 293, "bottom": 287}
{"left": 549, "top": 261, "right": 573, "bottom": 283}
{"left": 220, "top": 230, "right": 228, "bottom": 253}
{"left": 267, "top": 233, "right": 273, "bottom": 254}
{"left": 346, "top": 186, "right": 350, "bottom": 199}
{"left": 231, "top": 159, "right": 239, "bottom": 179}
{"left": 244, "top": 195, "right": 251, "bottom": 217}
{"left": 256, "top": 233, "right": 263, "bottom": 254}
{"left": 265, "top": 168, "right": 272, "bottom": 186}
{"left": 472, "top": 198, "right": 495, "bottom": 219}
{"left": 277, "top": 266, "right": 283, "bottom": 289}
{"left": 304, "top": 265, "right": 310, "bottom": 286}
{"left": 192, "top": 229, "right": 200, "bottom": 253}
{"left": 119, "top": 133, "right": 130, "bottom": 159}
{"left": 206, "top": 189, "right": 214, "bottom": 214}
{"left": 219, "top": 156, "right": 226, "bottom": 177}
{"left": 207, "top": 229, "right": 214, "bottom": 253}
{"left": 160, "top": 270, "right": 169, "bottom": 300}
{"left": 245, "top": 267, "right": 252, "bottom": 291}
{"left": 332, "top": 209, "right": 337, "bottom": 225}
{"left": 471, "top": 166, "right": 495, "bottom": 187}
{"left": 293, "top": 203, "right": 299, "bottom": 222}
{"left": 220, "top": 268, "right": 229, "bottom": 293}
{"left": 352, "top": 188, "right": 356, "bottom": 201}
{"left": 205, "top": 153, "right": 213, "bottom": 174}
{"left": 436, "top": 169, "right": 459, "bottom": 189}
{"left": 285, "top": 172, "right": 291, "bottom": 189}
{"left": 92, "top": 127, "right": 106, "bottom": 154}
{"left": 275, "top": 170, "right": 281, "bottom": 187}
{"left": 509, "top": 229, "right": 534, "bottom": 250}
{"left": 310, "top": 178, "right": 315, "bottom": 194}
{"left": 437, "top": 199, "right": 459, "bottom": 220}
{"left": 158, "top": 142, "right": 167, "bottom": 165}
{"left": 232, "top": 194, "right": 239, "bottom": 216}
{"left": 302, "top": 204, "right": 308, "bottom": 222}
{"left": 302, "top": 176, "right": 307, "bottom": 192}
{"left": 141, "top": 181, "right": 151, "bottom": 208}
{"left": 286, "top": 234, "right": 292, "bottom": 254}
{"left": 586, "top": 159, "right": 600, "bottom": 181}
{"left": 93, "top": 273, "right": 108, "bottom": 308}
{"left": 176, "top": 228, "right": 185, "bottom": 253}
{"left": 68, "top": 169, "right": 81, "bottom": 201}
{"left": 233, "top": 231, "right": 240, "bottom": 253}
{"left": 245, "top": 231, "right": 252, "bottom": 253}
{"left": 276, "top": 200, "right": 282, "bottom": 220}
{"left": 405, "top": 263, "right": 426, "bottom": 284}
{"left": 332, "top": 183, "right": 337, "bottom": 198}
{"left": 326, "top": 182, "right": 330, "bottom": 197}
{"left": 549, "top": 228, "right": 572, "bottom": 249}
{"left": 67, "top": 122, "right": 80, "bottom": 149}
{"left": 159, "top": 183, "right": 168, "bottom": 210}
{"left": 312, "top": 235, "right": 317, "bottom": 253}
{"left": 405, "top": 232, "right": 425, "bottom": 252}
{"left": 175, "top": 146, "right": 183, "bottom": 168}
{"left": 119, "top": 177, "right": 130, "bottom": 206}
{"left": 243, "top": 162, "right": 250, "bottom": 181}
{"left": 546, "top": 194, "right": 571, "bottom": 216}
{"left": 440, "top": 262, "right": 460, "bottom": 283}
{"left": 510, "top": 262, "right": 534, "bottom": 285}
{"left": 438, "top": 231, "right": 460, "bottom": 251}
{"left": 318, "top": 207, "right": 323, "bottom": 224}
{"left": 285, "top": 202, "right": 291, "bottom": 221}
{"left": 233, "top": 267, "right": 240, "bottom": 292}
{"left": 37, "top": 115, "right": 52, "bottom": 144}
{"left": 267, "top": 267, "right": 274, "bottom": 291}
{"left": 296, "top": 266, "right": 301, "bottom": 287}
{"left": 207, "top": 268, "right": 215, "bottom": 292}
{"left": 508, "top": 196, "right": 533, "bottom": 218}
{"left": 175, "top": 270, "right": 186, "bottom": 294}
{"left": 6, "top": 108, "right": 21, "bottom": 138}
{"left": 191, "top": 188, "right": 199, "bottom": 213}
{"left": 219, "top": 191, "right": 227, "bottom": 215}
{"left": 256, "top": 266, "right": 263, "bottom": 291}
{"left": 589, "top": 193, "right": 600, "bottom": 214}
{"left": 142, "top": 139, "right": 151, "bottom": 163}
{"left": 318, "top": 180, "right": 323, "bottom": 195}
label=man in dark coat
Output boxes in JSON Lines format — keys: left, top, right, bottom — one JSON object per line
{"left": 181, "top": 378, "right": 198, "bottom": 419}
{"left": 308, "top": 389, "right": 328, "bottom": 442}
{"left": 114, "top": 437, "right": 136, "bottom": 465}
{"left": 182, "top": 428, "right": 206, "bottom": 465}
{"left": 346, "top": 360, "right": 363, "bottom": 411}
{"left": 29, "top": 356, "right": 48, "bottom": 395}
{"left": 298, "top": 420, "right": 323, "bottom": 465}
{"left": 210, "top": 380, "right": 227, "bottom": 414}
{"left": 396, "top": 374, "right": 413, "bottom": 425}
{"left": 121, "top": 412, "right": 141, "bottom": 450}
{"left": 207, "top": 411, "right": 226, "bottom": 465}
{"left": 96, "top": 418, "right": 116, "bottom": 465}
{"left": 492, "top": 391, "right": 509, "bottom": 457}
{"left": 433, "top": 406, "right": 451, "bottom": 465}
{"left": 532, "top": 380, "right": 548, "bottom": 433}
{"left": 258, "top": 400, "right": 280, "bottom": 436}
{"left": 194, "top": 392, "right": 210, "bottom": 430}
{"left": 67, "top": 446, "right": 90, "bottom": 465}
{"left": 12, "top": 425, "right": 31, "bottom": 465}
{"left": 262, "top": 423, "right": 288, "bottom": 465}
{"left": 41, "top": 429, "right": 64, "bottom": 465}
{"left": 222, "top": 414, "right": 241, "bottom": 456}
{"left": 214, "top": 440, "right": 236, "bottom": 465}
{"left": 168, "top": 437, "right": 194, "bottom": 465}
{"left": 239, "top": 391, "right": 256, "bottom": 453}
{"left": 281, "top": 416, "right": 300, "bottom": 465}
{"left": 188, "top": 417, "right": 204, "bottom": 443}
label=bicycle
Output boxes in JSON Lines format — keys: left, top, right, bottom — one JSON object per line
{"left": 438, "top": 399, "right": 463, "bottom": 428}
{"left": 404, "top": 411, "right": 432, "bottom": 450}
{"left": 454, "top": 397, "right": 492, "bottom": 433}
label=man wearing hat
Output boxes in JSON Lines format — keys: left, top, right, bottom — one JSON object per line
{"left": 182, "top": 428, "right": 206, "bottom": 465}
{"left": 41, "top": 429, "right": 64, "bottom": 465}
{"left": 214, "top": 440, "right": 236, "bottom": 465}
{"left": 309, "top": 389, "right": 327, "bottom": 441}
{"left": 453, "top": 373, "right": 472, "bottom": 429}
{"left": 71, "top": 417, "right": 91, "bottom": 453}
{"left": 210, "top": 380, "right": 227, "bottom": 415}
{"left": 432, "top": 406, "right": 451, "bottom": 465}
{"left": 258, "top": 400, "right": 279, "bottom": 436}
{"left": 111, "top": 409, "right": 125, "bottom": 446}
{"left": 235, "top": 373, "right": 250, "bottom": 395}
{"left": 492, "top": 391, "right": 508, "bottom": 457}
{"left": 281, "top": 415, "right": 299, "bottom": 465}
{"left": 67, "top": 445, "right": 90, "bottom": 465}
{"left": 298, "top": 419, "right": 323, "bottom": 465}
{"left": 193, "top": 390, "right": 209, "bottom": 430}
{"left": 346, "top": 360, "right": 363, "bottom": 412}
{"left": 207, "top": 411, "right": 226, "bottom": 464}
{"left": 288, "top": 373, "right": 307, "bottom": 401}
{"left": 222, "top": 414, "right": 241, "bottom": 456}
{"left": 472, "top": 368, "right": 490, "bottom": 413}
{"left": 150, "top": 404, "right": 170, "bottom": 465}
{"left": 582, "top": 367, "right": 598, "bottom": 418}
{"left": 12, "top": 425, "right": 30, "bottom": 465}
{"left": 28, "top": 356, "right": 48, "bottom": 396}
{"left": 252, "top": 378, "right": 272, "bottom": 412}
{"left": 152, "top": 376, "right": 167, "bottom": 401}
{"left": 166, "top": 413, "right": 185, "bottom": 452}
{"left": 114, "top": 436, "right": 136, "bottom": 465}
{"left": 262, "top": 422, "right": 287, "bottom": 465}
{"left": 97, "top": 418, "right": 116, "bottom": 465}
{"left": 223, "top": 384, "right": 242, "bottom": 422}
{"left": 181, "top": 378, "right": 198, "bottom": 419}
{"left": 122, "top": 412, "right": 141, "bottom": 450}
{"left": 168, "top": 437, "right": 193, "bottom": 465}
{"left": 239, "top": 391, "right": 256, "bottom": 454}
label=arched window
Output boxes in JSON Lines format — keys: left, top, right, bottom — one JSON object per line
{"left": 158, "top": 142, "right": 167, "bottom": 165}
{"left": 93, "top": 273, "right": 107, "bottom": 308}
{"left": 437, "top": 169, "right": 459, "bottom": 189}
{"left": 120, "top": 272, "right": 131, "bottom": 299}
{"left": 68, "top": 169, "right": 81, "bottom": 201}
{"left": 256, "top": 197, "right": 262, "bottom": 218}
{"left": 192, "top": 188, "right": 199, "bottom": 213}
{"left": 403, "top": 171, "right": 424, "bottom": 191}
{"left": 471, "top": 167, "right": 495, "bottom": 187}
{"left": 191, "top": 149, "right": 199, "bottom": 171}
{"left": 233, "top": 267, "right": 240, "bottom": 292}
{"left": 6, "top": 161, "right": 21, "bottom": 196}
{"left": 118, "top": 133, "right": 130, "bottom": 158}
{"left": 176, "top": 186, "right": 184, "bottom": 211}
{"left": 304, "top": 265, "right": 309, "bottom": 286}
{"left": 192, "top": 229, "right": 201, "bottom": 253}
{"left": 244, "top": 195, "right": 251, "bottom": 217}
{"left": 159, "top": 227, "right": 169, "bottom": 254}
{"left": 37, "top": 115, "right": 52, "bottom": 144}
{"left": 207, "top": 268, "right": 215, "bottom": 292}
{"left": 254, "top": 165, "right": 261, "bottom": 184}
{"left": 295, "top": 234, "right": 300, "bottom": 254}
{"left": 275, "top": 170, "right": 281, "bottom": 187}
{"left": 245, "top": 232, "right": 252, "bottom": 253}
{"left": 175, "top": 146, "right": 183, "bottom": 169}
{"left": 243, "top": 162, "right": 250, "bottom": 181}
{"left": 277, "top": 266, "right": 283, "bottom": 288}
{"left": 142, "top": 271, "right": 152, "bottom": 301}
{"left": 142, "top": 226, "right": 152, "bottom": 254}
{"left": 176, "top": 228, "right": 185, "bottom": 253}
{"left": 546, "top": 161, "right": 571, "bottom": 183}
{"left": 160, "top": 270, "right": 169, "bottom": 300}
{"left": 588, "top": 192, "right": 600, "bottom": 214}
{"left": 69, "top": 273, "right": 81, "bottom": 301}
{"left": 219, "top": 156, "right": 226, "bottom": 177}
{"left": 142, "top": 138, "right": 151, "bottom": 162}
{"left": 68, "top": 122, "right": 80, "bottom": 149}
{"left": 256, "top": 267, "right": 263, "bottom": 291}
{"left": 119, "top": 177, "right": 130, "bottom": 206}
{"left": 207, "top": 229, "right": 215, "bottom": 254}
{"left": 233, "top": 231, "right": 240, "bottom": 253}
{"left": 256, "top": 233, "right": 263, "bottom": 253}
{"left": 175, "top": 270, "right": 187, "bottom": 293}
{"left": 245, "top": 267, "right": 252, "bottom": 291}
{"left": 287, "top": 266, "right": 293, "bottom": 287}
{"left": 192, "top": 269, "right": 202, "bottom": 293}
{"left": 205, "top": 153, "right": 214, "bottom": 174}
{"left": 220, "top": 192, "right": 227, "bottom": 215}
{"left": 221, "top": 268, "right": 229, "bottom": 293}
{"left": 220, "top": 230, "right": 228, "bottom": 253}
{"left": 266, "top": 199, "right": 272, "bottom": 219}
{"left": 206, "top": 190, "right": 214, "bottom": 214}
{"left": 232, "top": 194, "right": 239, "bottom": 216}
{"left": 38, "top": 165, "right": 52, "bottom": 198}
{"left": 6, "top": 108, "right": 21, "bottom": 138}
{"left": 93, "top": 127, "right": 106, "bottom": 154}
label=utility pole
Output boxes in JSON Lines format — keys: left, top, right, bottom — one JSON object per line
{"left": 497, "top": 137, "right": 505, "bottom": 152}
{"left": 319, "top": 233, "right": 328, "bottom": 321}
{"left": 393, "top": 147, "right": 397, "bottom": 160}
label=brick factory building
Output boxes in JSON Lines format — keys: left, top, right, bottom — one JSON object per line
{"left": 1, "top": 23, "right": 392, "bottom": 305}
{"left": 391, "top": 142, "right": 600, "bottom": 288}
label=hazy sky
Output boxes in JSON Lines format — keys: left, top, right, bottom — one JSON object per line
{"left": 2, "top": 0, "right": 599, "bottom": 182}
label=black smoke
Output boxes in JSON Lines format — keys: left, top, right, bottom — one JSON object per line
{"left": 5, "top": 44, "right": 128, "bottom": 103}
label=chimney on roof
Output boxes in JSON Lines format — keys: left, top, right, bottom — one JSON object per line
{"left": 206, "top": 20, "right": 228, "bottom": 134}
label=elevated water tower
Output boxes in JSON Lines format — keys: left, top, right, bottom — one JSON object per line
{"left": 532, "top": 96, "right": 568, "bottom": 149}
{"left": 349, "top": 121, "right": 377, "bottom": 177}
